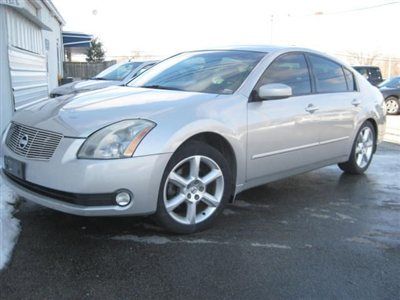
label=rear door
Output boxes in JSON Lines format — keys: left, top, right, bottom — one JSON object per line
{"left": 246, "top": 52, "right": 322, "bottom": 181}
{"left": 305, "top": 53, "right": 359, "bottom": 159}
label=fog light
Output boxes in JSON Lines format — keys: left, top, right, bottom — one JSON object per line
{"left": 115, "top": 191, "right": 132, "bottom": 206}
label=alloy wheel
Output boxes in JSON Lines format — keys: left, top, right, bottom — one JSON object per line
{"left": 355, "top": 127, "right": 374, "bottom": 168}
{"left": 163, "top": 155, "right": 224, "bottom": 225}
{"left": 385, "top": 98, "right": 399, "bottom": 114}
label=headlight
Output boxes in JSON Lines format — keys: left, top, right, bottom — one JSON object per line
{"left": 78, "top": 120, "right": 156, "bottom": 159}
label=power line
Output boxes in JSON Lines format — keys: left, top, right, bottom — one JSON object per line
{"left": 312, "top": 1, "right": 400, "bottom": 16}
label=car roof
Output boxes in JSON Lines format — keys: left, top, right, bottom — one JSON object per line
{"left": 126, "top": 60, "right": 157, "bottom": 64}
{"left": 205, "top": 45, "right": 286, "bottom": 53}
{"left": 352, "top": 65, "right": 380, "bottom": 68}
{"left": 195, "top": 45, "right": 335, "bottom": 57}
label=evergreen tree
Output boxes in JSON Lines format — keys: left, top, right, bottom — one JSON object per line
{"left": 86, "top": 38, "right": 105, "bottom": 63}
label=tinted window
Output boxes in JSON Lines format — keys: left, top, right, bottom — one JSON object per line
{"left": 343, "top": 68, "right": 356, "bottom": 91}
{"left": 309, "top": 55, "right": 347, "bottom": 93}
{"left": 130, "top": 51, "right": 266, "bottom": 94}
{"left": 369, "top": 67, "right": 382, "bottom": 80}
{"left": 256, "top": 53, "right": 311, "bottom": 95}
{"left": 95, "top": 62, "right": 141, "bottom": 81}
{"left": 354, "top": 67, "right": 367, "bottom": 75}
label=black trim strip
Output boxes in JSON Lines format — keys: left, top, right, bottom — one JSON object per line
{"left": 3, "top": 170, "right": 116, "bottom": 206}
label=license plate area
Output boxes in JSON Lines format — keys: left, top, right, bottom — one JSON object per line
{"left": 4, "top": 156, "right": 26, "bottom": 180}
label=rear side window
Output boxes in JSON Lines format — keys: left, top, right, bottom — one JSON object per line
{"left": 343, "top": 68, "right": 356, "bottom": 91}
{"left": 256, "top": 53, "right": 311, "bottom": 96}
{"left": 308, "top": 54, "right": 348, "bottom": 93}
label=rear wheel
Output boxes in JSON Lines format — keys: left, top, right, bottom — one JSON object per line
{"left": 385, "top": 97, "right": 399, "bottom": 115}
{"left": 155, "top": 141, "right": 232, "bottom": 233}
{"left": 338, "top": 121, "right": 375, "bottom": 175}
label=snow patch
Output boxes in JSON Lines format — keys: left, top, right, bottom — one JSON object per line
{"left": 222, "top": 208, "right": 236, "bottom": 216}
{"left": 111, "top": 235, "right": 228, "bottom": 245}
{"left": 112, "top": 235, "right": 171, "bottom": 244}
{"left": 112, "top": 234, "right": 292, "bottom": 249}
{"left": 309, "top": 213, "right": 331, "bottom": 219}
{"left": 0, "top": 173, "right": 20, "bottom": 270}
{"left": 251, "top": 242, "right": 291, "bottom": 249}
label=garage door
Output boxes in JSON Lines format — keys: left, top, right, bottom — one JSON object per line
{"left": 6, "top": 6, "right": 48, "bottom": 109}
{"left": 8, "top": 46, "right": 48, "bottom": 109}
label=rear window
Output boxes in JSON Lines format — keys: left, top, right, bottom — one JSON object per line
{"left": 369, "top": 68, "right": 382, "bottom": 80}
{"left": 308, "top": 54, "right": 347, "bottom": 93}
{"left": 343, "top": 68, "right": 357, "bottom": 91}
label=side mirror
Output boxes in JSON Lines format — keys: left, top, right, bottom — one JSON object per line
{"left": 257, "top": 83, "right": 292, "bottom": 100}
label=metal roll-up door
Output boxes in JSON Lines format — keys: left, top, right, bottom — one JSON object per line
{"left": 5, "top": 6, "right": 48, "bottom": 109}
{"left": 8, "top": 46, "right": 48, "bottom": 109}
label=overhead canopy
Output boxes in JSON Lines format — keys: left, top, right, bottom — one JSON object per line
{"left": 63, "top": 31, "right": 93, "bottom": 55}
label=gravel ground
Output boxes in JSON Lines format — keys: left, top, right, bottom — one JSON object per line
{"left": 0, "top": 142, "right": 399, "bottom": 299}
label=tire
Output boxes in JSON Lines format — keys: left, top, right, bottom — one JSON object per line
{"left": 338, "top": 121, "right": 376, "bottom": 175}
{"left": 155, "top": 141, "right": 232, "bottom": 234}
{"left": 385, "top": 97, "right": 400, "bottom": 115}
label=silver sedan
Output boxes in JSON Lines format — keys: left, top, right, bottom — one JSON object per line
{"left": 1, "top": 46, "right": 386, "bottom": 233}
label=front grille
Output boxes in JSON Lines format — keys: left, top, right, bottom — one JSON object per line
{"left": 6, "top": 122, "right": 63, "bottom": 160}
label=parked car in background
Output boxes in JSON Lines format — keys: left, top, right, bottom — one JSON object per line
{"left": 379, "top": 76, "right": 400, "bottom": 115}
{"left": 50, "top": 60, "right": 157, "bottom": 98}
{"left": 2, "top": 46, "right": 385, "bottom": 233}
{"left": 353, "top": 66, "right": 383, "bottom": 86}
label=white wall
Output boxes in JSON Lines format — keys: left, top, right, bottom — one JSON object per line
{"left": 0, "top": 1, "right": 63, "bottom": 133}
{"left": 0, "top": 5, "right": 13, "bottom": 135}
{"left": 39, "top": 1, "right": 63, "bottom": 91}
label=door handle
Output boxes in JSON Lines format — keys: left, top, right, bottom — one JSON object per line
{"left": 351, "top": 99, "right": 362, "bottom": 107}
{"left": 305, "top": 104, "right": 319, "bottom": 113}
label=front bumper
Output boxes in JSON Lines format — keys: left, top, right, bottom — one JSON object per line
{"left": 1, "top": 137, "right": 172, "bottom": 216}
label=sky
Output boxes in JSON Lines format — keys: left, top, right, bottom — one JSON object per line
{"left": 52, "top": 0, "right": 400, "bottom": 59}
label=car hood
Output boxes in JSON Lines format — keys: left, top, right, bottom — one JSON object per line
{"left": 51, "top": 79, "right": 120, "bottom": 95}
{"left": 13, "top": 86, "right": 219, "bottom": 137}
{"left": 379, "top": 86, "right": 396, "bottom": 91}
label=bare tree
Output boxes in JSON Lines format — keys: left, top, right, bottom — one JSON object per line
{"left": 346, "top": 51, "right": 381, "bottom": 65}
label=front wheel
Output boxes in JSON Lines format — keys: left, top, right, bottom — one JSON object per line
{"left": 338, "top": 121, "right": 375, "bottom": 175}
{"left": 155, "top": 141, "right": 232, "bottom": 233}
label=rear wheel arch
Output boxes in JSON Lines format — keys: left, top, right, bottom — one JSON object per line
{"left": 360, "top": 118, "right": 378, "bottom": 152}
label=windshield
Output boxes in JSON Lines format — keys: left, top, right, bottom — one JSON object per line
{"left": 95, "top": 62, "right": 141, "bottom": 81}
{"left": 128, "top": 50, "right": 266, "bottom": 94}
{"left": 378, "top": 77, "right": 400, "bottom": 88}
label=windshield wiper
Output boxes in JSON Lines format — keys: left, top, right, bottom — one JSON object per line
{"left": 139, "top": 85, "right": 182, "bottom": 91}
{"left": 92, "top": 77, "right": 108, "bottom": 80}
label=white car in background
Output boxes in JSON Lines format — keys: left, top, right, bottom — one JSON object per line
{"left": 50, "top": 60, "right": 157, "bottom": 98}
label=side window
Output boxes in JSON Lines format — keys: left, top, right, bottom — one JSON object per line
{"left": 308, "top": 55, "right": 348, "bottom": 93}
{"left": 343, "top": 68, "right": 356, "bottom": 91}
{"left": 256, "top": 53, "right": 311, "bottom": 96}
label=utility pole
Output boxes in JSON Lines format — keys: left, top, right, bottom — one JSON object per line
{"left": 388, "top": 56, "right": 392, "bottom": 78}
{"left": 269, "top": 14, "right": 274, "bottom": 44}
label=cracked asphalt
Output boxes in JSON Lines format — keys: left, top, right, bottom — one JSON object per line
{"left": 1, "top": 142, "right": 399, "bottom": 299}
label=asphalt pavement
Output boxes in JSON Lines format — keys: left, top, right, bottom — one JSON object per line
{"left": 1, "top": 142, "right": 399, "bottom": 299}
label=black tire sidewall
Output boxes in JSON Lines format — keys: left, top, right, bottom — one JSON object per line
{"left": 155, "top": 141, "right": 233, "bottom": 234}
{"left": 347, "top": 121, "right": 376, "bottom": 173}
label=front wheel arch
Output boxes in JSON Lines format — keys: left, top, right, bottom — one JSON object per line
{"left": 177, "top": 132, "right": 237, "bottom": 202}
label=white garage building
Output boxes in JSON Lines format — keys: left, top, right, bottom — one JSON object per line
{"left": 0, "top": 0, "right": 64, "bottom": 133}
